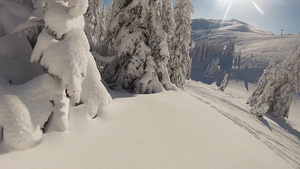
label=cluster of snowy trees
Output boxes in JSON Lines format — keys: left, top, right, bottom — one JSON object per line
{"left": 0, "top": 0, "right": 194, "bottom": 149}
{"left": 233, "top": 50, "right": 241, "bottom": 69}
{"left": 99, "top": 0, "right": 194, "bottom": 92}
{"left": 192, "top": 39, "right": 224, "bottom": 62}
{"left": 191, "top": 39, "right": 235, "bottom": 91}
{"left": 247, "top": 46, "right": 300, "bottom": 118}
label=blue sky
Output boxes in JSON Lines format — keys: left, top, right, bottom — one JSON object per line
{"left": 103, "top": 0, "right": 300, "bottom": 35}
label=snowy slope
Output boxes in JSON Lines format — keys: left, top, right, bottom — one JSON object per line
{"left": 191, "top": 18, "right": 300, "bottom": 69}
{"left": 185, "top": 80, "right": 300, "bottom": 168}
{"left": 0, "top": 88, "right": 298, "bottom": 169}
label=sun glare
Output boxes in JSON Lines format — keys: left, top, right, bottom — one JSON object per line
{"left": 252, "top": 1, "right": 265, "bottom": 15}
{"left": 219, "top": 0, "right": 265, "bottom": 27}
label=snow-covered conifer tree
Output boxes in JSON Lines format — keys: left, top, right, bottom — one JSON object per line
{"left": 206, "top": 58, "right": 220, "bottom": 76}
{"left": 219, "top": 73, "right": 228, "bottom": 91}
{"left": 85, "top": 0, "right": 103, "bottom": 51}
{"left": 99, "top": 0, "right": 113, "bottom": 35}
{"left": 0, "top": 0, "right": 110, "bottom": 150}
{"left": 32, "top": 0, "right": 111, "bottom": 117}
{"left": 237, "top": 50, "right": 241, "bottom": 69}
{"left": 157, "top": 0, "right": 175, "bottom": 53}
{"left": 247, "top": 60, "right": 278, "bottom": 117}
{"left": 97, "top": 0, "right": 121, "bottom": 58}
{"left": 102, "top": 0, "right": 176, "bottom": 93}
{"left": 158, "top": 0, "right": 175, "bottom": 36}
{"left": 168, "top": 0, "right": 193, "bottom": 87}
{"left": 247, "top": 60, "right": 275, "bottom": 102}
{"left": 192, "top": 40, "right": 223, "bottom": 62}
{"left": 247, "top": 46, "right": 300, "bottom": 118}
{"left": 224, "top": 39, "right": 235, "bottom": 56}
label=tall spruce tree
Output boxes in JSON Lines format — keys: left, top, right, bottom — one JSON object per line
{"left": 102, "top": 0, "right": 175, "bottom": 93}
{"left": 168, "top": 0, "right": 193, "bottom": 87}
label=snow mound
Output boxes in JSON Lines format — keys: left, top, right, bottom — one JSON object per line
{"left": 0, "top": 33, "right": 43, "bottom": 84}
{"left": 0, "top": 0, "right": 31, "bottom": 35}
{"left": 0, "top": 74, "right": 69, "bottom": 150}
{"left": 79, "top": 52, "right": 113, "bottom": 118}
{"left": 0, "top": 95, "right": 42, "bottom": 150}
{"left": 0, "top": 33, "right": 32, "bottom": 59}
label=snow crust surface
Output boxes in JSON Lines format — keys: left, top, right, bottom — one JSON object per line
{"left": 0, "top": 89, "right": 296, "bottom": 169}
{"left": 185, "top": 80, "right": 300, "bottom": 168}
{"left": 0, "top": 74, "right": 69, "bottom": 150}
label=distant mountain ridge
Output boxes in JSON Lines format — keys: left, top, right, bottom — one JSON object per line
{"left": 191, "top": 18, "right": 300, "bottom": 69}
{"left": 191, "top": 18, "right": 271, "bottom": 35}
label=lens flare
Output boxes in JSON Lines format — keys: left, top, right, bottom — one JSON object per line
{"left": 221, "top": 0, "right": 233, "bottom": 27}
{"left": 252, "top": 1, "right": 264, "bottom": 15}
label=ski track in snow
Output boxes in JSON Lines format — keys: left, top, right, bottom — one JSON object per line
{"left": 185, "top": 80, "right": 300, "bottom": 169}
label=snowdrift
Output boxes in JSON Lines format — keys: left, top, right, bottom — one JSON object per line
{"left": 0, "top": 90, "right": 295, "bottom": 169}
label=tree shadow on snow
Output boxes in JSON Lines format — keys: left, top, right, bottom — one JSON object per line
{"left": 261, "top": 115, "right": 300, "bottom": 139}
{"left": 268, "top": 115, "right": 300, "bottom": 139}
{"left": 108, "top": 89, "right": 136, "bottom": 99}
{"left": 258, "top": 117, "right": 272, "bottom": 131}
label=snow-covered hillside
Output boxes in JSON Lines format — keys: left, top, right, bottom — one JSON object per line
{"left": 191, "top": 18, "right": 300, "bottom": 69}
{"left": 1, "top": 84, "right": 299, "bottom": 169}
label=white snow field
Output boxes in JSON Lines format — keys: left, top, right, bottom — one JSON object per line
{"left": 0, "top": 83, "right": 299, "bottom": 169}
{"left": 185, "top": 80, "right": 300, "bottom": 169}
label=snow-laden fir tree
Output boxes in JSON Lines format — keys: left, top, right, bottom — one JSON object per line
{"left": 233, "top": 50, "right": 241, "bottom": 68}
{"left": 102, "top": 0, "right": 176, "bottom": 93}
{"left": 247, "top": 60, "right": 276, "bottom": 110}
{"left": 205, "top": 58, "right": 220, "bottom": 76}
{"left": 92, "top": 0, "right": 115, "bottom": 67}
{"left": 247, "top": 46, "right": 300, "bottom": 118}
{"left": 102, "top": 0, "right": 113, "bottom": 31}
{"left": 156, "top": 0, "right": 175, "bottom": 30}
{"left": 168, "top": 0, "right": 193, "bottom": 87}
{"left": 0, "top": 0, "right": 112, "bottom": 150}
{"left": 223, "top": 39, "right": 235, "bottom": 56}
{"left": 85, "top": 0, "right": 103, "bottom": 51}
{"left": 97, "top": 0, "right": 121, "bottom": 59}
{"left": 32, "top": 0, "right": 111, "bottom": 116}
{"left": 219, "top": 73, "right": 228, "bottom": 91}
{"left": 271, "top": 46, "right": 300, "bottom": 117}
{"left": 157, "top": 0, "right": 175, "bottom": 52}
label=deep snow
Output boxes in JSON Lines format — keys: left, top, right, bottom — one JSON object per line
{"left": 0, "top": 84, "right": 298, "bottom": 169}
{"left": 185, "top": 80, "right": 300, "bottom": 168}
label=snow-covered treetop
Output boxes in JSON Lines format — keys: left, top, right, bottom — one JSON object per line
{"left": 68, "top": 0, "right": 88, "bottom": 17}
{"left": 44, "top": 0, "right": 86, "bottom": 39}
